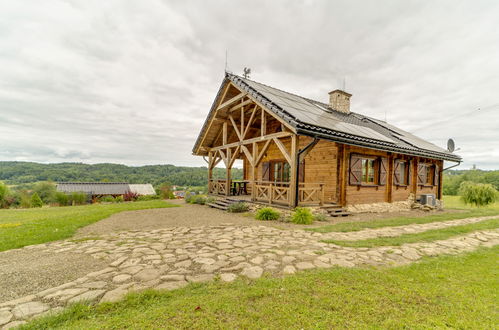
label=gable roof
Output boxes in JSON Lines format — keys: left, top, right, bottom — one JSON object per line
{"left": 56, "top": 182, "right": 156, "bottom": 195}
{"left": 193, "top": 73, "right": 461, "bottom": 162}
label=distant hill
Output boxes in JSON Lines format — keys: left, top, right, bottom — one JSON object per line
{"left": 0, "top": 161, "right": 243, "bottom": 187}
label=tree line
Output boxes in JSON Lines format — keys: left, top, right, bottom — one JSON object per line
{"left": 0, "top": 161, "right": 243, "bottom": 187}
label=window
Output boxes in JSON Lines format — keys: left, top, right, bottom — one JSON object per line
{"left": 271, "top": 161, "right": 290, "bottom": 182}
{"left": 350, "top": 154, "right": 387, "bottom": 186}
{"left": 417, "top": 163, "right": 438, "bottom": 186}
{"left": 394, "top": 160, "right": 410, "bottom": 186}
{"left": 361, "top": 159, "right": 376, "bottom": 184}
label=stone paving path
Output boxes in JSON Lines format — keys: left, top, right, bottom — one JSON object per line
{"left": 321, "top": 215, "right": 498, "bottom": 241}
{"left": 1, "top": 219, "right": 498, "bottom": 328}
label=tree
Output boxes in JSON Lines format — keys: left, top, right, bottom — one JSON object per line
{"left": 30, "top": 192, "right": 43, "bottom": 208}
{"left": 0, "top": 181, "right": 9, "bottom": 208}
{"left": 33, "top": 182, "right": 56, "bottom": 204}
{"left": 159, "top": 182, "right": 173, "bottom": 199}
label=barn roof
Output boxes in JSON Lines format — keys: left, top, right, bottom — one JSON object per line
{"left": 56, "top": 182, "right": 156, "bottom": 195}
{"left": 193, "top": 73, "right": 461, "bottom": 162}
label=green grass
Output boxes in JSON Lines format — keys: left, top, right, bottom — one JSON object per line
{"left": 323, "top": 218, "right": 499, "bottom": 247}
{"left": 0, "top": 201, "right": 177, "bottom": 252}
{"left": 308, "top": 195, "right": 499, "bottom": 234}
{"left": 22, "top": 246, "right": 499, "bottom": 329}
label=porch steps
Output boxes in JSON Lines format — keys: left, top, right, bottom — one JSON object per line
{"left": 206, "top": 198, "right": 242, "bottom": 211}
{"left": 321, "top": 204, "right": 351, "bottom": 217}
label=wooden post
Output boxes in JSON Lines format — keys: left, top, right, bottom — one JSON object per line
{"left": 319, "top": 184, "right": 324, "bottom": 206}
{"left": 412, "top": 157, "right": 418, "bottom": 197}
{"left": 251, "top": 142, "right": 258, "bottom": 201}
{"left": 222, "top": 122, "right": 227, "bottom": 145}
{"left": 208, "top": 151, "right": 213, "bottom": 194}
{"left": 289, "top": 135, "right": 298, "bottom": 208}
{"left": 437, "top": 161, "right": 443, "bottom": 200}
{"left": 269, "top": 183, "right": 273, "bottom": 204}
{"left": 339, "top": 145, "right": 349, "bottom": 206}
{"left": 386, "top": 153, "right": 394, "bottom": 203}
{"left": 226, "top": 148, "right": 231, "bottom": 196}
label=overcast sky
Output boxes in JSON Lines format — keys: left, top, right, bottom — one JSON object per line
{"left": 0, "top": 0, "right": 498, "bottom": 170}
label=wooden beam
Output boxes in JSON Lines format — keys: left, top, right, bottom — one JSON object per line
{"left": 216, "top": 92, "right": 246, "bottom": 111}
{"left": 228, "top": 115, "right": 242, "bottom": 141}
{"left": 228, "top": 98, "right": 252, "bottom": 112}
{"left": 261, "top": 110, "right": 266, "bottom": 137}
{"left": 241, "top": 145, "right": 254, "bottom": 166}
{"left": 386, "top": 153, "right": 394, "bottom": 203}
{"left": 243, "top": 106, "right": 258, "bottom": 139}
{"left": 273, "top": 137, "right": 292, "bottom": 164}
{"left": 289, "top": 135, "right": 298, "bottom": 207}
{"left": 240, "top": 107, "right": 244, "bottom": 139}
{"left": 228, "top": 146, "right": 240, "bottom": 168}
{"left": 339, "top": 145, "right": 348, "bottom": 206}
{"left": 255, "top": 139, "right": 272, "bottom": 165}
{"left": 211, "top": 131, "right": 293, "bottom": 151}
{"left": 218, "top": 149, "right": 228, "bottom": 167}
{"left": 251, "top": 142, "right": 258, "bottom": 201}
{"left": 222, "top": 121, "right": 227, "bottom": 145}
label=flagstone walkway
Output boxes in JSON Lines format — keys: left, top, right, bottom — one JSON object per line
{"left": 1, "top": 217, "right": 498, "bottom": 329}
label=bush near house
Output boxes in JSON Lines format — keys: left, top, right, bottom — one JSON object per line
{"left": 255, "top": 207, "right": 280, "bottom": 221}
{"left": 228, "top": 202, "right": 249, "bottom": 213}
{"left": 291, "top": 207, "right": 314, "bottom": 224}
{"left": 459, "top": 182, "right": 498, "bottom": 207}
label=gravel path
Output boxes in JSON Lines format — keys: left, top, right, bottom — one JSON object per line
{"left": 0, "top": 249, "right": 107, "bottom": 303}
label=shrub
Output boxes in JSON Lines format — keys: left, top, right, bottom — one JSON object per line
{"left": 0, "top": 182, "right": 9, "bottom": 208}
{"left": 99, "top": 195, "right": 115, "bottom": 203}
{"left": 30, "top": 192, "right": 43, "bottom": 208}
{"left": 159, "top": 182, "right": 173, "bottom": 199}
{"left": 228, "top": 202, "right": 249, "bottom": 213}
{"left": 20, "top": 192, "right": 32, "bottom": 208}
{"left": 459, "top": 181, "right": 498, "bottom": 207}
{"left": 114, "top": 196, "right": 124, "bottom": 203}
{"left": 206, "top": 196, "right": 216, "bottom": 204}
{"left": 185, "top": 192, "right": 193, "bottom": 203}
{"left": 55, "top": 192, "right": 69, "bottom": 206}
{"left": 137, "top": 195, "right": 160, "bottom": 201}
{"left": 255, "top": 207, "right": 280, "bottom": 221}
{"left": 291, "top": 207, "right": 314, "bottom": 224}
{"left": 69, "top": 192, "right": 88, "bottom": 205}
{"left": 33, "top": 182, "right": 56, "bottom": 204}
{"left": 313, "top": 213, "right": 328, "bottom": 222}
{"left": 191, "top": 195, "right": 207, "bottom": 205}
{"left": 123, "top": 191, "right": 139, "bottom": 202}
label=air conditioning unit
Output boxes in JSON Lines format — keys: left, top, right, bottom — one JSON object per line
{"left": 419, "top": 194, "right": 436, "bottom": 206}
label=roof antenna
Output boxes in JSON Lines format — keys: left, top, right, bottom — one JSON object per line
{"left": 243, "top": 67, "right": 251, "bottom": 79}
{"left": 224, "top": 50, "right": 228, "bottom": 73}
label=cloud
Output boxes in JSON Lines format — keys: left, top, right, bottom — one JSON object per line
{"left": 0, "top": 0, "right": 498, "bottom": 169}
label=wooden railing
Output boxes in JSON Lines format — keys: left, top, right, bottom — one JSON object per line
{"left": 253, "top": 181, "right": 325, "bottom": 206}
{"left": 298, "top": 183, "right": 325, "bottom": 206}
{"left": 208, "top": 179, "right": 229, "bottom": 195}
{"left": 254, "top": 181, "right": 290, "bottom": 205}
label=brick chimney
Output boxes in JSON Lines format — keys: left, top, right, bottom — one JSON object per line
{"left": 328, "top": 90, "right": 352, "bottom": 114}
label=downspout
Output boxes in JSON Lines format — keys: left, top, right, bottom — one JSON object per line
{"left": 443, "top": 161, "right": 461, "bottom": 171}
{"left": 294, "top": 137, "right": 320, "bottom": 208}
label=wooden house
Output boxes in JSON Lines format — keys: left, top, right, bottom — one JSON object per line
{"left": 192, "top": 73, "right": 461, "bottom": 209}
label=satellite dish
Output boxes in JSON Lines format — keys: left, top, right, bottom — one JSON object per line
{"left": 447, "top": 138, "right": 455, "bottom": 153}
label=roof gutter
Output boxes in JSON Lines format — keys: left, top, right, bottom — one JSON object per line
{"left": 443, "top": 161, "right": 462, "bottom": 171}
{"left": 296, "top": 127, "right": 461, "bottom": 162}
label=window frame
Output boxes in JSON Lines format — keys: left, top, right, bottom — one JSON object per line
{"left": 394, "top": 159, "right": 410, "bottom": 186}
{"left": 269, "top": 159, "right": 291, "bottom": 183}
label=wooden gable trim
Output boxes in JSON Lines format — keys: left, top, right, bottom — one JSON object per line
{"left": 195, "top": 81, "right": 297, "bottom": 155}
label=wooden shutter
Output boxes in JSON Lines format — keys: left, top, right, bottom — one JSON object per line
{"left": 407, "top": 160, "right": 412, "bottom": 185}
{"left": 434, "top": 164, "right": 439, "bottom": 187}
{"left": 393, "top": 159, "right": 400, "bottom": 185}
{"left": 262, "top": 162, "right": 270, "bottom": 181}
{"left": 379, "top": 157, "right": 387, "bottom": 185}
{"left": 349, "top": 154, "right": 362, "bottom": 185}
{"left": 417, "top": 163, "right": 426, "bottom": 185}
{"left": 298, "top": 159, "right": 305, "bottom": 183}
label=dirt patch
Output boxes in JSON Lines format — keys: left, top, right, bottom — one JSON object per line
{"left": 0, "top": 249, "right": 107, "bottom": 303}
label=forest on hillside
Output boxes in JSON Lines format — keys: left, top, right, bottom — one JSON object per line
{"left": 0, "top": 161, "right": 243, "bottom": 187}
{"left": 443, "top": 169, "right": 498, "bottom": 195}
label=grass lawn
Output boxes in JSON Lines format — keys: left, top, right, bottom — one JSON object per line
{"left": 23, "top": 246, "right": 499, "bottom": 329}
{"left": 309, "top": 195, "right": 499, "bottom": 234}
{"left": 322, "top": 217, "right": 499, "bottom": 247}
{"left": 0, "top": 200, "right": 177, "bottom": 252}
